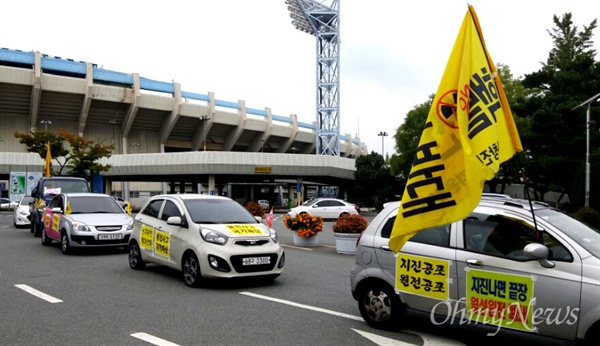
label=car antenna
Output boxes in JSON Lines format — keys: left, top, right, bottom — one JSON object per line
{"left": 516, "top": 155, "right": 540, "bottom": 239}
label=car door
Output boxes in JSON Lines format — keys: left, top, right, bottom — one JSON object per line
{"left": 157, "top": 199, "right": 188, "bottom": 268}
{"left": 43, "top": 195, "right": 63, "bottom": 241}
{"left": 311, "top": 200, "right": 328, "bottom": 218}
{"left": 373, "top": 207, "right": 459, "bottom": 318}
{"left": 456, "top": 210, "right": 581, "bottom": 340}
{"left": 135, "top": 198, "right": 165, "bottom": 264}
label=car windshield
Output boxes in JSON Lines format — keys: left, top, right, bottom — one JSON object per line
{"left": 20, "top": 197, "right": 34, "bottom": 205}
{"left": 184, "top": 199, "right": 258, "bottom": 224}
{"left": 536, "top": 208, "right": 600, "bottom": 258}
{"left": 43, "top": 179, "right": 89, "bottom": 194}
{"left": 68, "top": 196, "right": 124, "bottom": 214}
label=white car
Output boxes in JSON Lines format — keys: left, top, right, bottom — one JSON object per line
{"left": 288, "top": 198, "right": 359, "bottom": 220}
{"left": 258, "top": 199, "right": 270, "bottom": 210}
{"left": 128, "top": 194, "right": 285, "bottom": 287}
{"left": 1, "top": 198, "right": 18, "bottom": 210}
{"left": 13, "top": 196, "right": 34, "bottom": 227}
{"left": 350, "top": 197, "right": 600, "bottom": 344}
{"left": 40, "top": 193, "right": 134, "bottom": 254}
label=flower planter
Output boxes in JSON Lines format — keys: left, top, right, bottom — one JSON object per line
{"left": 293, "top": 232, "right": 319, "bottom": 247}
{"left": 334, "top": 232, "right": 360, "bottom": 254}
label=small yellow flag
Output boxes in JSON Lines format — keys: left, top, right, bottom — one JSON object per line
{"left": 389, "top": 5, "right": 523, "bottom": 253}
{"left": 66, "top": 201, "right": 72, "bottom": 215}
{"left": 44, "top": 143, "right": 52, "bottom": 177}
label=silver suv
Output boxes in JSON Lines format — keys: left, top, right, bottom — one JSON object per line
{"left": 350, "top": 197, "right": 600, "bottom": 345}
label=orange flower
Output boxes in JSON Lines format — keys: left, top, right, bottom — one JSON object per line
{"left": 283, "top": 212, "right": 323, "bottom": 237}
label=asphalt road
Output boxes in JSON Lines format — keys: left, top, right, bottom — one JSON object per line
{"left": 0, "top": 211, "right": 482, "bottom": 346}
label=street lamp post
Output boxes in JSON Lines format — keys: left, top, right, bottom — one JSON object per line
{"left": 572, "top": 92, "right": 600, "bottom": 207}
{"left": 377, "top": 131, "right": 388, "bottom": 157}
{"left": 200, "top": 115, "right": 210, "bottom": 151}
{"left": 40, "top": 119, "right": 52, "bottom": 130}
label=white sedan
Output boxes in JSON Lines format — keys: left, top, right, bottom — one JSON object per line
{"left": 288, "top": 198, "right": 359, "bottom": 220}
{"left": 13, "top": 196, "right": 34, "bottom": 227}
{"left": 1, "top": 198, "right": 18, "bottom": 210}
{"left": 128, "top": 194, "right": 285, "bottom": 287}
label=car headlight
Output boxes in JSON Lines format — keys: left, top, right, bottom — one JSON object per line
{"left": 269, "top": 228, "right": 278, "bottom": 243}
{"left": 127, "top": 219, "right": 134, "bottom": 230}
{"left": 200, "top": 229, "right": 228, "bottom": 245}
{"left": 71, "top": 221, "right": 90, "bottom": 232}
{"left": 18, "top": 210, "right": 28, "bottom": 216}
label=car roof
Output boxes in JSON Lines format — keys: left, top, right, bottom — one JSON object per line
{"left": 381, "top": 196, "right": 552, "bottom": 215}
{"left": 152, "top": 193, "right": 231, "bottom": 201}
{"left": 62, "top": 193, "right": 111, "bottom": 198}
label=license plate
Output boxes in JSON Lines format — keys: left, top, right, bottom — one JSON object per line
{"left": 98, "top": 234, "right": 123, "bottom": 240}
{"left": 242, "top": 256, "right": 270, "bottom": 266}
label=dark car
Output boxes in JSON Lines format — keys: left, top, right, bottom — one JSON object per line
{"left": 30, "top": 177, "right": 90, "bottom": 237}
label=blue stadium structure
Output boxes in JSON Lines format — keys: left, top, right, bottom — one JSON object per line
{"left": 0, "top": 48, "right": 367, "bottom": 208}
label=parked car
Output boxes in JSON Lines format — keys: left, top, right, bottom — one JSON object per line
{"left": 1, "top": 197, "right": 18, "bottom": 210}
{"left": 13, "top": 196, "right": 34, "bottom": 227}
{"left": 40, "top": 193, "right": 134, "bottom": 254}
{"left": 288, "top": 198, "right": 359, "bottom": 219}
{"left": 350, "top": 197, "right": 600, "bottom": 345}
{"left": 30, "top": 176, "right": 90, "bottom": 237}
{"left": 128, "top": 194, "right": 285, "bottom": 287}
{"left": 113, "top": 196, "right": 131, "bottom": 213}
{"left": 258, "top": 199, "right": 270, "bottom": 210}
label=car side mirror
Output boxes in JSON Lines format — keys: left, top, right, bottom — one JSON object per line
{"left": 254, "top": 216, "right": 262, "bottom": 223}
{"left": 523, "top": 243, "right": 555, "bottom": 268}
{"left": 166, "top": 216, "right": 188, "bottom": 228}
{"left": 51, "top": 207, "right": 63, "bottom": 214}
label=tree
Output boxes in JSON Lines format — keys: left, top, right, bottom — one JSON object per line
{"left": 354, "top": 152, "right": 399, "bottom": 210}
{"left": 13, "top": 129, "right": 115, "bottom": 180}
{"left": 518, "top": 13, "right": 599, "bottom": 208}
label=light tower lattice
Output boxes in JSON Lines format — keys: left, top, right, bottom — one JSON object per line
{"left": 285, "top": 0, "right": 340, "bottom": 156}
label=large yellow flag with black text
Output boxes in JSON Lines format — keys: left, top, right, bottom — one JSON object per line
{"left": 389, "top": 5, "right": 522, "bottom": 253}
{"left": 44, "top": 143, "right": 52, "bottom": 177}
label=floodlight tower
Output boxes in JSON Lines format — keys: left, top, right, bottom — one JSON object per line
{"left": 286, "top": 0, "right": 340, "bottom": 156}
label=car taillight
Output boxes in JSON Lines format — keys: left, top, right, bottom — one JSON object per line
{"left": 356, "top": 232, "right": 363, "bottom": 246}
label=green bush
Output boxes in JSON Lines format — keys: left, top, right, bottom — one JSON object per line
{"left": 572, "top": 206, "right": 600, "bottom": 229}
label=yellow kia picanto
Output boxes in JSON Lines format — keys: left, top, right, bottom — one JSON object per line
{"left": 129, "top": 194, "right": 284, "bottom": 287}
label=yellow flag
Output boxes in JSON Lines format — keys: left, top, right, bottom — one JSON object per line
{"left": 389, "top": 5, "right": 523, "bottom": 253}
{"left": 66, "top": 201, "right": 72, "bottom": 215}
{"left": 44, "top": 143, "right": 52, "bottom": 177}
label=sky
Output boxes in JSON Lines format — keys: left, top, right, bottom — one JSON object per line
{"left": 1, "top": 0, "right": 599, "bottom": 156}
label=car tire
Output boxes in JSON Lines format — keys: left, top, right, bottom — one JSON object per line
{"left": 182, "top": 252, "right": 202, "bottom": 288}
{"left": 128, "top": 241, "right": 146, "bottom": 270}
{"left": 357, "top": 281, "right": 402, "bottom": 330}
{"left": 41, "top": 228, "right": 52, "bottom": 246}
{"left": 60, "top": 231, "right": 71, "bottom": 255}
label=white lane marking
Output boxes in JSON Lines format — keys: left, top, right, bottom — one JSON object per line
{"left": 240, "top": 291, "right": 364, "bottom": 321}
{"left": 14, "top": 284, "right": 63, "bottom": 303}
{"left": 352, "top": 329, "right": 415, "bottom": 346}
{"left": 241, "top": 292, "right": 465, "bottom": 346}
{"left": 281, "top": 244, "right": 313, "bottom": 251}
{"left": 131, "top": 332, "right": 180, "bottom": 346}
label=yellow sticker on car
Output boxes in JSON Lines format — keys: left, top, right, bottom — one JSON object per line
{"left": 466, "top": 269, "right": 534, "bottom": 332}
{"left": 226, "top": 224, "right": 265, "bottom": 236}
{"left": 44, "top": 211, "right": 51, "bottom": 228}
{"left": 140, "top": 225, "right": 154, "bottom": 250}
{"left": 395, "top": 253, "right": 450, "bottom": 301}
{"left": 52, "top": 214, "right": 60, "bottom": 231}
{"left": 154, "top": 230, "right": 170, "bottom": 257}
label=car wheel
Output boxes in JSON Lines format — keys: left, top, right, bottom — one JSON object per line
{"left": 41, "top": 228, "right": 52, "bottom": 246}
{"left": 128, "top": 241, "right": 146, "bottom": 270}
{"left": 60, "top": 231, "right": 71, "bottom": 255}
{"left": 182, "top": 252, "right": 202, "bottom": 288}
{"left": 357, "top": 281, "right": 401, "bottom": 330}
